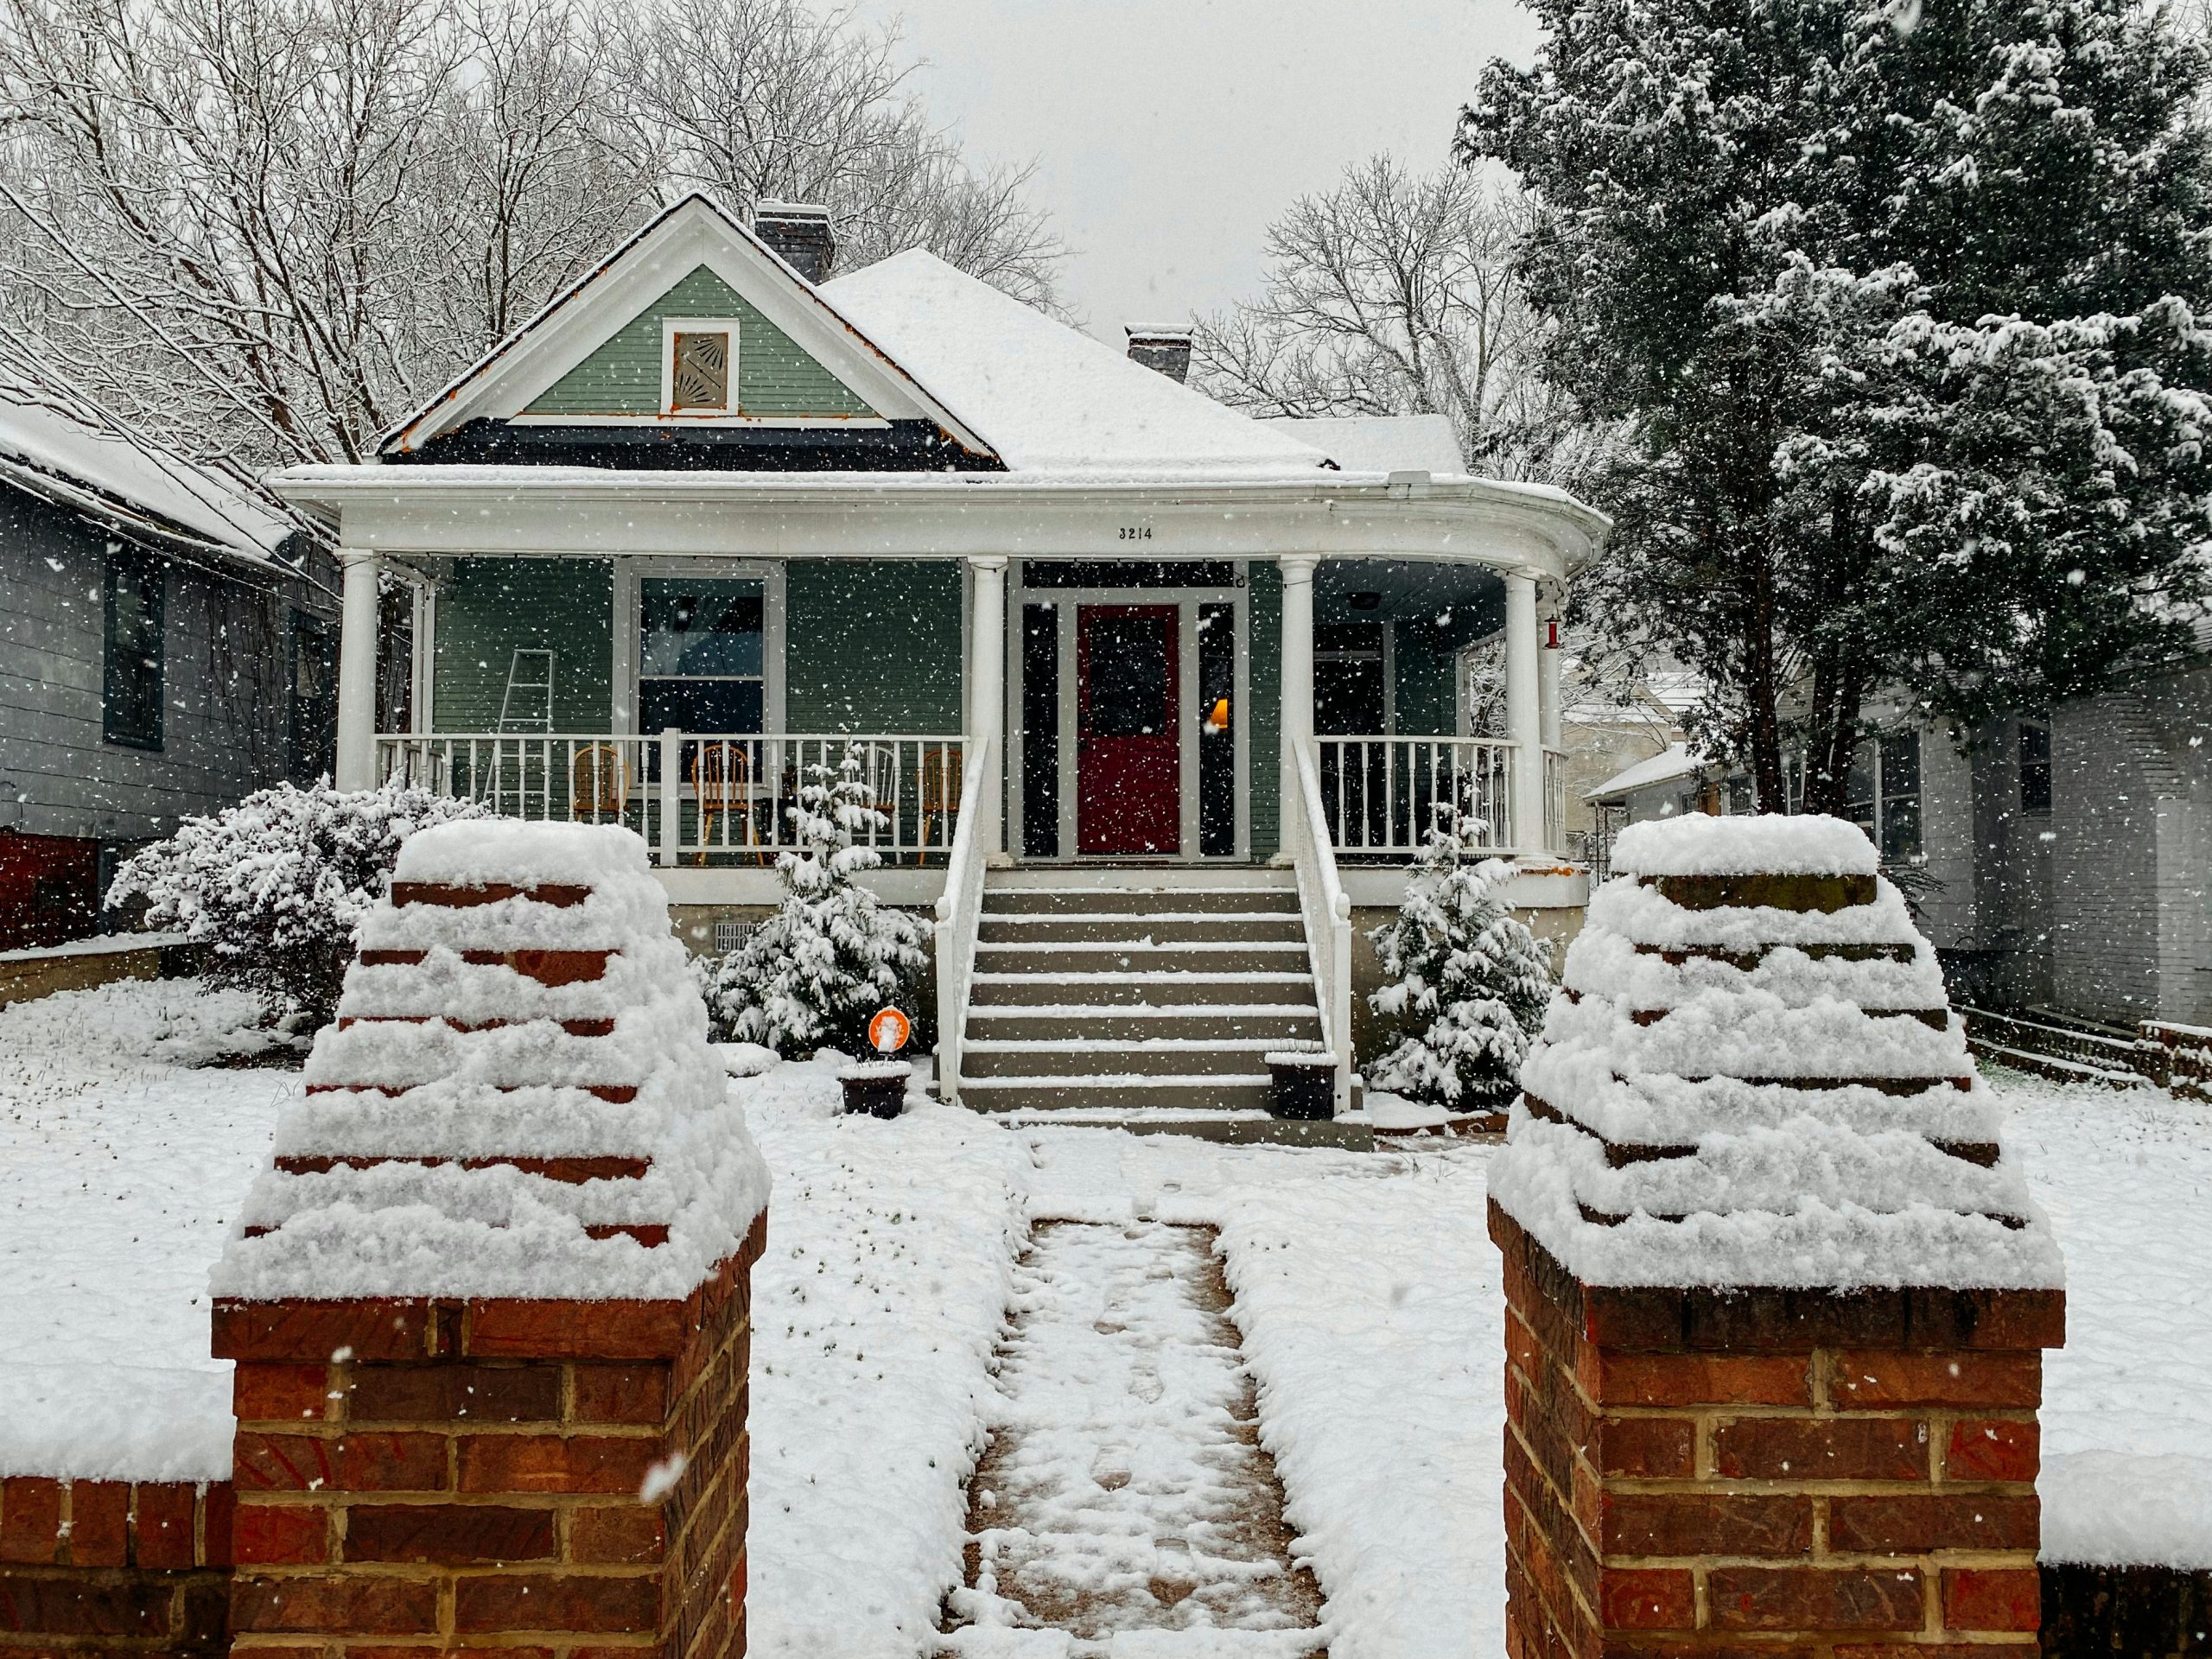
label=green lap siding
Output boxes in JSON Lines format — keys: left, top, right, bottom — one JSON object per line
{"left": 785, "top": 561, "right": 963, "bottom": 733}
{"left": 526, "top": 267, "right": 875, "bottom": 419}
{"left": 434, "top": 559, "right": 613, "bottom": 731}
{"left": 1248, "top": 561, "right": 1281, "bottom": 859}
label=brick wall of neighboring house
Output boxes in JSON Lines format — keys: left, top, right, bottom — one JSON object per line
{"left": 1495, "top": 1205, "right": 2060, "bottom": 1658}
{"left": 0, "top": 1476, "right": 234, "bottom": 1656}
{"left": 210, "top": 1213, "right": 765, "bottom": 1659}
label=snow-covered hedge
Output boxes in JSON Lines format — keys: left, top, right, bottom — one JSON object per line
{"left": 107, "top": 779, "right": 489, "bottom": 1026}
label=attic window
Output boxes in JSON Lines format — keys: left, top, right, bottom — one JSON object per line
{"left": 670, "top": 329, "right": 731, "bottom": 411}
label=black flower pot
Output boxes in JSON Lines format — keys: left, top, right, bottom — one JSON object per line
{"left": 1266, "top": 1049, "right": 1336, "bottom": 1121}
{"left": 839, "top": 1060, "right": 911, "bottom": 1119}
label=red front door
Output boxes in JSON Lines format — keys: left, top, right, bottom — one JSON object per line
{"left": 1077, "top": 605, "right": 1180, "bottom": 855}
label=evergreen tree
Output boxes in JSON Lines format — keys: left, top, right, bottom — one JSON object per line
{"left": 704, "top": 747, "right": 926, "bottom": 1057}
{"left": 1367, "top": 805, "right": 1554, "bottom": 1107}
{"left": 1465, "top": 0, "right": 2212, "bottom": 811}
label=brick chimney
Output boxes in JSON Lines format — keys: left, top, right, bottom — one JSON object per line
{"left": 753, "top": 201, "right": 835, "bottom": 283}
{"left": 1125, "top": 326, "right": 1192, "bottom": 384}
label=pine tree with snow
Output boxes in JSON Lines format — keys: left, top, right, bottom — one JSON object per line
{"left": 1367, "top": 804, "right": 1554, "bottom": 1108}
{"left": 704, "top": 747, "right": 927, "bottom": 1057}
{"left": 1464, "top": 0, "right": 2212, "bottom": 811}
{"left": 107, "top": 779, "right": 490, "bottom": 1026}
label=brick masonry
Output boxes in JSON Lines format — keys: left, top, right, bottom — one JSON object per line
{"left": 1495, "top": 1201, "right": 2063, "bottom": 1658}
{"left": 0, "top": 1477, "right": 233, "bottom": 1656}
{"left": 209, "top": 1208, "right": 766, "bottom": 1659}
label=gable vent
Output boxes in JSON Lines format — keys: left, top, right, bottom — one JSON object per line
{"left": 753, "top": 201, "right": 836, "bottom": 284}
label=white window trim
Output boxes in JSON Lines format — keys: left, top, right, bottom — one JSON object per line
{"left": 611, "top": 558, "right": 785, "bottom": 737}
{"left": 659, "top": 318, "right": 745, "bottom": 416}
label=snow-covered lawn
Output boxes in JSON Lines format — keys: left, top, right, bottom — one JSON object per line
{"left": 3, "top": 980, "right": 2211, "bottom": 1656}
{"left": 0, "top": 978, "right": 295, "bottom": 1480}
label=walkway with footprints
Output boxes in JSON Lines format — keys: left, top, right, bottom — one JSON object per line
{"left": 940, "top": 1218, "right": 1325, "bottom": 1657}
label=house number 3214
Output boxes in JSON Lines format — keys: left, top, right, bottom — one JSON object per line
{"left": 1117, "top": 525, "right": 1153, "bottom": 541}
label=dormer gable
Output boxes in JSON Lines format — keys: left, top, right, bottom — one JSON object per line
{"left": 379, "top": 194, "right": 998, "bottom": 471}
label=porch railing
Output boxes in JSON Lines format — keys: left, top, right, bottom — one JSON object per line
{"left": 1314, "top": 736, "right": 1517, "bottom": 855}
{"left": 932, "top": 733, "right": 997, "bottom": 1107}
{"left": 1543, "top": 746, "right": 1568, "bottom": 859}
{"left": 374, "top": 731, "right": 969, "bottom": 867}
{"left": 1285, "top": 739, "right": 1355, "bottom": 1116}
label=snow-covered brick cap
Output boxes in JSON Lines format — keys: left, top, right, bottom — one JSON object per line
{"left": 393, "top": 817, "right": 654, "bottom": 889}
{"left": 213, "top": 822, "right": 768, "bottom": 1303}
{"left": 1492, "top": 812, "right": 2061, "bottom": 1291}
{"left": 1611, "top": 812, "right": 1878, "bottom": 877}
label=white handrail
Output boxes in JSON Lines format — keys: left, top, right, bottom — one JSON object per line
{"left": 931, "top": 733, "right": 994, "bottom": 1107}
{"left": 1288, "top": 736, "right": 1355, "bottom": 1116}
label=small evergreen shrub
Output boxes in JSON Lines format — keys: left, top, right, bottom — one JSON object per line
{"left": 1367, "top": 803, "right": 1554, "bottom": 1108}
{"left": 108, "top": 779, "right": 489, "bottom": 1027}
{"left": 702, "top": 748, "right": 927, "bottom": 1057}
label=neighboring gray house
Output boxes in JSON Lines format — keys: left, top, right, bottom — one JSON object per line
{"left": 0, "top": 396, "right": 338, "bottom": 949}
{"left": 1585, "top": 674, "right": 2212, "bottom": 1029}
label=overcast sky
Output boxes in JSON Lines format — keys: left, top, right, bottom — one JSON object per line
{"left": 851, "top": 0, "right": 1545, "bottom": 344}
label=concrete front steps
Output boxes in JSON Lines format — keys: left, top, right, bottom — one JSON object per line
{"left": 956, "top": 868, "right": 1349, "bottom": 1138}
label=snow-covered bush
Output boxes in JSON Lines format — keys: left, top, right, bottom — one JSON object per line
{"left": 108, "top": 779, "right": 489, "bottom": 1026}
{"left": 703, "top": 748, "right": 926, "bottom": 1057}
{"left": 1367, "top": 804, "right": 1553, "bottom": 1108}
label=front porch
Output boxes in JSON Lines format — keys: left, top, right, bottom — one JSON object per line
{"left": 344, "top": 550, "right": 1578, "bottom": 903}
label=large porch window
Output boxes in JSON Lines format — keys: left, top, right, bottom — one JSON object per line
{"left": 638, "top": 577, "right": 764, "bottom": 733}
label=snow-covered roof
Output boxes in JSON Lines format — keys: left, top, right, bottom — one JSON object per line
{"left": 1260, "top": 414, "right": 1465, "bottom": 476}
{"left": 1585, "top": 742, "right": 1703, "bottom": 802}
{"left": 0, "top": 392, "right": 294, "bottom": 566}
{"left": 820, "top": 251, "right": 1332, "bottom": 478}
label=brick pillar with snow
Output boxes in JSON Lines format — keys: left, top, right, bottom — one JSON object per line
{"left": 1491, "top": 813, "right": 2063, "bottom": 1658}
{"left": 208, "top": 822, "right": 770, "bottom": 1659}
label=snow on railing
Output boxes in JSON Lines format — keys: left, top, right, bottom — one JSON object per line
{"left": 1287, "top": 738, "right": 1354, "bottom": 1116}
{"left": 933, "top": 733, "right": 996, "bottom": 1107}
{"left": 1315, "top": 736, "right": 1516, "bottom": 855}
{"left": 375, "top": 732, "right": 966, "bottom": 868}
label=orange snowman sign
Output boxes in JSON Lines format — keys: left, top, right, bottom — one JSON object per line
{"left": 868, "top": 1007, "right": 912, "bottom": 1055}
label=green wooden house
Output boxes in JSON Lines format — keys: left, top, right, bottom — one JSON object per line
{"left": 276, "top": 195, "right": 1606, "bottom": 1121}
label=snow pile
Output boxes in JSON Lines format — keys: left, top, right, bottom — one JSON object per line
{"left": 1492, "top": 813, "right": 2062, "bottom": 1288}
{"left": 1608, "top": 810, "right": 1879, "bottom": 877}
{"left": 212, "top": 822, "right": 768, "bottom": 1302}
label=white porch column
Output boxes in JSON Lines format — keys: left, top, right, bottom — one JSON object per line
{"left": 1279, "top": 556, "right": 1318, "bottom": 747}
{"left": 1278, "top": 554, "right": 1318, "bottom": 810}
{"left": 335, "top": 549, "right": 380, "bottom": 791}
{"left": 1504, "top": 571, "right": 1543, "bottom": 853}
{"left": 966, "top": 556, "right": 1007, "bottom": 854}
